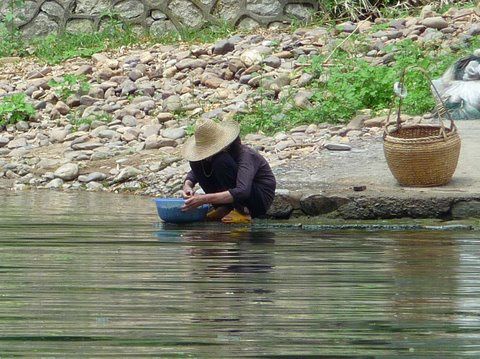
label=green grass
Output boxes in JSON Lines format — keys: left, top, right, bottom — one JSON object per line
{"left": 236, "top": 38, "right": 480, "bottom": 135}
{"left": 0, "top": 19, "right": 234, "bottom": 64}
{"left": 152, "top": 20, "right": 234, "bottom": 45}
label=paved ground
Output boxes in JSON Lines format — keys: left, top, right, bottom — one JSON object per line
{"left": 277, "top": 120, "right": 480, "bottom": 198}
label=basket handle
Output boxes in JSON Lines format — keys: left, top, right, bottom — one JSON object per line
{"left": 385, "top": 66, "right": 456, "bottom": 138}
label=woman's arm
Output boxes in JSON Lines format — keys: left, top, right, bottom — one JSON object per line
{"left": 181, "top": 191, "right": 234, "bottom": 211}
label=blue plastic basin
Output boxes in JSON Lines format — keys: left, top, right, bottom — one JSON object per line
{"left": 154, "top": 198, "right": 209, "bottom": 224}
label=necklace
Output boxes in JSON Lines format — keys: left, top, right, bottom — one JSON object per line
{"left": 201, "top": 160, "right": 213, "bottom": 178}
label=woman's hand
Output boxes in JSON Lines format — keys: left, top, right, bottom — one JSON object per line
{"left": 182, "top": 184, "right": 195, "bottom": 199}
{"left": 182, "top": 195, "right": 207, "bottom": 211}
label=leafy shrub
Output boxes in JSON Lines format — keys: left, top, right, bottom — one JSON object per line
{"left": 0, "top": 93, "right": 35, "bottom": 127}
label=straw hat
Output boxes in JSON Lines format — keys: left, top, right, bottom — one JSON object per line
{"left": 181, "top": 119, "right": 240, "bottom": 161}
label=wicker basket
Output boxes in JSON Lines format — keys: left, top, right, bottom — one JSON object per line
{"left": 383, "top": 67, "right": 461, "bottom": 187}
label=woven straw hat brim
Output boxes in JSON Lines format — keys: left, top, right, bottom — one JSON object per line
{"left": 181, "top": 121, "right": 240, "bottom": 161}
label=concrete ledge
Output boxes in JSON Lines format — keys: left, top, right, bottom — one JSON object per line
{"left": 267, "top": 190, "right": 480, "bottom": 221}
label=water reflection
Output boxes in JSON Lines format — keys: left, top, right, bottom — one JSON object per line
{"left": 2, "top": 190, "right": 480, "bottom": 357}
{"left": 382, "top": 233, "right": 462, "bottom": 355}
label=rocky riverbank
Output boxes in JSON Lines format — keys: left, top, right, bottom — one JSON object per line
{"left": 1, "top": 5, "right": 480, "bottom": 220}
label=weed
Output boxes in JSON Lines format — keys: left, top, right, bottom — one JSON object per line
{"left": 151, "top": 20, "right": 234, "bottom": 45}
{"left": 0, "top": 93, "right": 35, "bottom": 127}
{"left": 68, "top": 111, "right": 111, "bottom": 131}
{"left": 49, "top": 74, "right": 90, "bottom": 101}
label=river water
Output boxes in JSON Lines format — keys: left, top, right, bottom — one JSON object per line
{"left": 1, "top": 190, "right": 480, "bottom": 357}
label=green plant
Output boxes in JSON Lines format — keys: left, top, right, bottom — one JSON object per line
{"left": 151, "top": 20, "right": 234, "bottom": 45}
{"left": 0, "top": 0, "right": 27, "bottom": 57}
{"left": 320, "top": 0, "right": 474, "bottom": 21}
{"left": 67, "top": 111, "right": 111, "bottom": 131}
{"left": 49, "top": 74, "right": 91, "bottom": 101}
{"left": 0, "top": 93, "right": 35, "bottom": 127}
{"left": 236, "top": 36, "right": 480, "bottom": 134}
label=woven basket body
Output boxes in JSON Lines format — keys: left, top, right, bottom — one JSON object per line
{"left": 384, "top": 125, "right": 461, "bottom": 187}
{"left": 383, "top": 66, "right": 462, "bottom": 187}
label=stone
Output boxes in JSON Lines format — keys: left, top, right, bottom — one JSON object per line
{"left": 75, "top": 65, "right": 93, "bottom": 76}
{"left": 451, "top": 201, "right": 480, "bottom": 219}
{"left": 168, "top": 0, "right": 204, "bottom": 28}
{"left": 122, "top": 131, "right": 138, "bottom": 142}
{"left": 337, "top": 21, "right": 357, "bottom": 33}
{"left": 175, "top": 58, "right": 207, "bottom": 70}
{"left": 467, "top": 24, "right": 480, "bottom": 37}
{"left": 54, "top": 163, "right": 79, "bottom": 181}
{"left": 297, "top": 73, "right": 313, "bottom": 87}
{"left": 71, "top": 142, "right": 103, "bottom": 151}
{"left": 150, "top": 20, "right": 177, "bottom": 37}
{"left": 420, "top": 5, "right": 437, "bottom": 19}
{"left": 285, "top": 3, "right": 314, "bottom": 21}
{"left": 145, "top": 135, "right": 176, "bottom": 149}
{"left": 325, "top": 143, "right": 351, "bottom": 151}
{"left": 41, "top": 1, "right": 64, "bottom": 18}
{"left": 213, "top": 39, "right": 235, "bottom": 55}
{"left": 78, "top": 172, "right": 107, "bottom": 183}
{"left": 27, "top": 67, "right": 52, "bottom": 79}
{"left": 267, "top": 193, "right": 294, "bottom": 219}
{"left": 238, "top": 17, "right": 260, "bottom": 31}
{"left": 162, "top": 128, "right": 185, "bottom": 140}
{"left": 294, "top": 91, "right": 312, "bottom": 109}
{"left": 92, "top": 53, "right": 109, "bottom": 64}
{"left": 151, "top": 10, "right": 167, "bottom": 20}
{"left": 201, "top": 73, "right": 224, "bottom": 88}
{"left": 21, "top": 12, "right": 59, "bottom": 38}
{"left": 114, "top": 0, "right": 144, "bottom": 19}
{"left": 241, "top": 49, "right": 263, "bottom": 66}
{"left": 157, "top": 112, "right": 174, "bottom": 123}
{"left": 346, "top": 114, "right": 368, "bottom": 131}
{"left": 422, "top": 17, "right": 448, "bottom": 30}
{"left": 121, "top": 79, "right": 137, "bottom": 96}
{"left": 37, "top": 158, "right": 63, "bottom": 170}
{"left": 66, "top": 19, "right": 95, "bottom": 33}
{"left": 0, "top": 136, "right": 9, "bottom": 148}
{"left": 142, "top": 124, "right": 162, "bottom": 138}
{"left": 86, "top": 181, "right": 104, "bottom": 191}
{"left": 46, "top": 178, "right": 63, "bottom": 189}
{"left": 263, "top": 56, "right": 281, "bottom": 68}
{"left": 164, "top": 95, "right": 182, "bottom": 112}
{"left": 49, "top": 128, "right": 68, "bottom": 143}
{"left": 54, "top": 101, "right": 70, "bottom": 115}
{"left": 122, "top": 115, "right": 137, "bottom": 127}
{"left": 15, "top": 121, "right": 29, "bottom": 132}
{"left": 129, "top": 69, "right": 143, "bottom": 81}
{"left": 7, "top": 138, "right": 27, "bottom": 149}
{"left": 300, "top": 194, "right": 346, "bottom": 216}
{"left": 364, "top": 116, "right": 387, "bottom": 128}
{"left": 96, "top": 129, "right": 118, "bottom": 139}
{"left": 111, "top": 166, "right": 142, "bottom": 183}
{"left": 246, "top": 0, "right": 282, "bottom": 16}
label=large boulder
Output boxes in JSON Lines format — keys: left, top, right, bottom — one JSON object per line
{"left": 54, "top": 163, "right": 79, "bottom": 181}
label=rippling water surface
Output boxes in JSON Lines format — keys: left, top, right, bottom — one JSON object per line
{"left": 1, "top": 190, "right": 480, "bottom": 357}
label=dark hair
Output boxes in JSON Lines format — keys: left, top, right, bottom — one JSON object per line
{"left": 228, "top": 136, "right": 242, "bottom": 160}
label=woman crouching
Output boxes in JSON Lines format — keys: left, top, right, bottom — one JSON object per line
{"left": 181, "top": 119, "right": 276, "bottom": 223}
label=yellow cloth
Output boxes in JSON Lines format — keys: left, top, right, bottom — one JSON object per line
{"left": 221, "top": 209, "right": 251, "bottom": 224}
